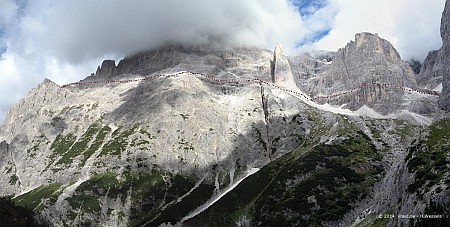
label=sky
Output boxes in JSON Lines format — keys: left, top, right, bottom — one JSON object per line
{"left": 0, "top": 0, "right": 446, "bottom": 122}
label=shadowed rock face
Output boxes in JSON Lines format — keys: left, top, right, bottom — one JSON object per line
{"left": 417, "top": 50, "right": 443, "bottom": 89}
{"left": 439, "top": 0, "right": 450, "bottom": 111}
{"left": 419, "top": 0, "right": 450, "bottom": 111}
{"left": 95, "top": 60, "right": 116, "bottom": 79}
{"left": 89, "top": 45, "right": 200, "bottom": 79}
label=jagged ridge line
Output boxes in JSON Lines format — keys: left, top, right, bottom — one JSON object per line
{"left": 60, "top": 71, "right": 440, "bottom": 101}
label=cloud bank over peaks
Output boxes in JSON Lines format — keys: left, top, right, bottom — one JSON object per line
{"left": 12, "top": 0, "right": 315, "bottom": 64}
{"left": 314, "top": 0, "right": 446, "bottom": 61}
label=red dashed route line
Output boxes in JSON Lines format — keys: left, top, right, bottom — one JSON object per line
{"left": 61, "top": 71, "right": 440, "bottom": 101}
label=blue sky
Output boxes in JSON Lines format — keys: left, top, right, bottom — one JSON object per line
{"left": 296, "top": 29, "right": 330, "bottom": 47}
{"left": 290, "top": 0, "right": 333, "bottom": 46}
{"left": 0, "top": 0, "right": 446, "bottom": 122}
{"left": 0, "top": 24, "right": 6, "bottom": 56}
{"left": 0, "top": 39, "right": 5, "bottom": 57}
{"left": 291, "top": 0, "right": 327, "bottom": 17}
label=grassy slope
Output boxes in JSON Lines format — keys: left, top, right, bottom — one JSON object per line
{"left": 405, "top": 118, "right": 450, "bottom": 226}
{"left": 187, "top": 118, "right": 384, "bottom": 226}
{"left": 16, "top": 125, "right": 216, "bottom": 226}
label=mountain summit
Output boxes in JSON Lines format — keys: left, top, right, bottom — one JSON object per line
{"left": 305, "top": 32, "right": 420, "bottom": 114}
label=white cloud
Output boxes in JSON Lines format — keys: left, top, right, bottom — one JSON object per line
{"left": 10, "top": 0, "right": 307, "bottom": 63}
{"left": 0, "top": 53, "right": 38, "bottom": 121}
{"left": 314, "top": 0, "right": 446, "bottom": 61}
{"left": 0, "top": 0, "right": 18, "bottom": 25}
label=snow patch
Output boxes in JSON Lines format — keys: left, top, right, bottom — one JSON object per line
{"left": 388, "top": 110, "right": 433, "bottom": 126}
{"left": 177, "top": 177, "right": 206, "bottom": 203}
{"left": 354, "top": 105, "right": 385, "bottom": 118}
{"left": 55, "top": 176, "right": 90, "bottom": 206}
{"left": 432, "top": 83, "right": 443, "bottom": 92}
{"left": 14, "top": 185, "right": 41, "bottom": 198}
{"left": 178, "top": 168, "right": 260, "bottom": 224}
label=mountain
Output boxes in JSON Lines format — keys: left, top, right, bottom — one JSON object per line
{"left": 440, "top": 0, "right": 450, "bottom": 112}
{"left": 302, "top": 32, "right": 421, "bottom": 115}
{"left": 417, "top": 50, "right": 443, "bottom": 90}
{"left": 0, "top": 3, "right": 449, "bottom": 226}
{"left": 418, "top": 0, "right": 450, "bottom": 112}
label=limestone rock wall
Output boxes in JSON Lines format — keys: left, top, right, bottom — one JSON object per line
{"left": 306, "top": 32, "right": 418, "bottom": 113}
{"left": 417, "top": 50, "right": 444, "bottom": 89}
{"left": 270, "top": 43, "right": 298, "bottom": 90}
{"left": 439, "top": 0, "right": 450, "bottom": 111}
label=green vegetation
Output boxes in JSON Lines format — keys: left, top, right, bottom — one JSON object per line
{"left": 188, "top": 121, "right": 384, "bottom": 226}
{"left": 341, "top": 131, "right": 382, "bottom": 164}
{"left": 75, "top": 172, "right": 120, "bottom": 195}
{"left": 66, "top": 172, "right": 121, "bottom": 221}
{"left": 367, "top": 121, "right": 382, "bottom": 140}
{"left": 79, "top": 125, "right": 111, "bottom": 166}
{"left": 5, "top": 166, "right": 13, "bottom": 174}
{"left": 49, "top": 124, "right": 154, "bottom": 166}
{"left": 62, "top": 170, "right": 213, "bottom": 226}
{"left": 27, "top": 135, "right": 49, "bottom": 158}
{"left": 59, "top": 104, "right": 84, "bottom": 115}
{"left": 335, "top": 116, "right": 360, "bottom": 136}
{"left": 178, "top": 137, "right": 195, "bottom": 152}
{"left": 406, "top": 118, "right": 450, "bottom": 195}
{"left": 393, "top": 119, "right": 416, "bottom": 140}
{"left": 99, "top": 127, "right": 136, "bottom": 156}
{"left": 67, "top": 194, "right": 101, "bottom": 213}
{"left": 251, "top": 124, "right": 268, "bottom": 152}
{"left": 129, "top": 173, "right": 214, "bottom": 226}
{"left": 56, "top": 123, "right": 99, "bottom": 165}
{"left": 180, "top": 113, "right": 190, "bottom": 120}
{"left": 9, "top": 174, "right": 19, "bottom": 185}
{"left": 49, "top": 133, "right": 76, "bottom": 161}
{"left": 0, "top": 196, "right": 47, "bottom": 226}
{"left": 14, "top": 183, "right": 63, "bottom": 212}
{"left": 129, "top": 128, "right": 155, "bottom": 147}
{"left": 412, "top": 201, "right": 450, "bottom": 226}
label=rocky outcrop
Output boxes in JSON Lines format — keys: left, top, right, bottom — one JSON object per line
{"left": 88, "top": 46, "right": 185, "bottom": 79}
{"left": 439, "top": 0, "right": 450, "bottom": 111}
{"left": 114, "top": 46, "right": 181, "bottom": 76}
{"left": 287, "top": 52, "right": 333, "bottom": 92}
{"left": 418, "top": 0, "right": 450, "bottom": 111}
{"left": 270, "top": 43, "right": 297, "bottom": 90}
{"left": 408, "top": 59, "right": 422, "bottom": 74}
{"left": 417, "top": 50, "right": 443, "bottom": 89}
{"left": 95, "top": 60, "right": 116, "bottom": 78}
{"left": 306, "top": 32, "right": 418, "bottom": 114}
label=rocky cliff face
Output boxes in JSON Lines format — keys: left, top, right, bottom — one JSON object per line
{"left": 271, "top": 43, "right": 297, "bottom": 90}
{"left": 439, "top": 0, "right": 450, "bottom": 111}
{"left": 0, "top": 33, "right": 448, "bottom": 226}
{"left": 94, "top": 60, "right": 116, "bottom": 79}
{"left": 417, "top": 50, "right": 443, "bottom": 89}
{"left": 304, "top": 33, "right": 419, "bottom": 114}
{"left": 418, "top": 0, "right": 450, "bottom": 111}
